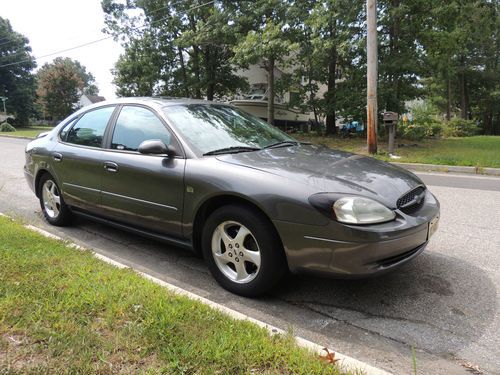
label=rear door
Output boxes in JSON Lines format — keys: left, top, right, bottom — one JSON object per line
{"left": 100, "top": 105, "right": 186, "bottom": 237}
{"left": 52, "top": 105, "right": 116, "bottom": 212}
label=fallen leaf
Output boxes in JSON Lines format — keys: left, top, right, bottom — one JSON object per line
{"left": 320, "top": 347, "right": 340, "bottom": 365}
{"left": 461, "top": 361, "right": 483, "bottom": 374}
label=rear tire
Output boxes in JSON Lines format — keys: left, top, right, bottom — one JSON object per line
{"left": 201, "top": 204, "right": 287, "bottom": 297}
{"left": 38, "top": 173, "right": 73, "bottom": 226}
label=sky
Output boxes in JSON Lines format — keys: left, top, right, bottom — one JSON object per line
{"left": 3, "top": 0, "right": 124, "bottom": 99}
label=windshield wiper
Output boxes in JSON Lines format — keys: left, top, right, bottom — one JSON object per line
{"left": 203, "top": 146, "right": 261, "bottom": 156}
{"left": 264, "top": 141, "right": 310, "bottom": 149}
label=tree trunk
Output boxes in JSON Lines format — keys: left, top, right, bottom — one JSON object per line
{"left": 188, "top": 15, "right": 202, "bottom": 99}
{"left": 192, "top": 45, "right": 202, "bottom": 99}
{"left": 446, "top": 76, "right": 452, "bottom": 121}
{"left": 495, "top": 112, "right": 500, "bottom": 135}
{"left": 459, "top": 57, "right": 468, "bottom": 119}
{"left": 389, "top": 0, "right": 401, "bottom": 112}
{"left": 267, "top": 56, "right": 275, "bottom": 125}
{"left": 325, "top": 45, "right": 337, "bottom": 135}
{"left": 483, "top": 110, "right": 493, "bottom": 135}
{"left": 204, "top": 48, "right": 215, "bottom": 101}
{"left": 306, "top": 43, "right": 319, "bottom": 125}
{"left": 459, "top": 74, "right": 466, "bottom": 119}
{"left": 177, "top": 47, "right": 190, "bottom": 98}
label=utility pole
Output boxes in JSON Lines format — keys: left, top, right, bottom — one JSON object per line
{"left": 366, "top": 0, "right": 378, "bottom": 154}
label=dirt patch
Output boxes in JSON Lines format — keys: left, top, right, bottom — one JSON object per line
{"left": 0, "top": 333, "right": 48, "bottom": 371}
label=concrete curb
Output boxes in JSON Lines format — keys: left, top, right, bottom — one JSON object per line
{"left": 0, "top": 134, "right": 38, "bottom": 140}
{"left": 0, "top": 213, "right": 391, "bottom": 375}
{"left": 391, "top": 162, "right": 500, "bottom": 176}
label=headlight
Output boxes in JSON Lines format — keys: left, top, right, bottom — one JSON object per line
{"left": 333, "top": 196, "right": 395, "bottom": 224}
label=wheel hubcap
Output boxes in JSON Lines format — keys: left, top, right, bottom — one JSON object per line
{"left": 42, "top": 180, "right": 61, "bottom": 219}
{"left": 211, "top": 221, "right": 261, "bottom": 284}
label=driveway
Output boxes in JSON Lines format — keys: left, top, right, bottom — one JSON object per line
{"left": 1, "top": 137, "right": 499, "bottom": 374}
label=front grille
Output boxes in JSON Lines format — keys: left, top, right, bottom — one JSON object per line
{"left": 397, "top": 186, "right": 426, "bottom": 215}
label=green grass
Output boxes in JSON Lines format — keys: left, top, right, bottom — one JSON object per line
{"left": 0, "top": 126, "right": 53, "bottom": 138}
{"left": 295, "top": 134, "right": 500, "bottom": 168}
{"left": 0, "top": 216, "right": 345, "bottom": 374}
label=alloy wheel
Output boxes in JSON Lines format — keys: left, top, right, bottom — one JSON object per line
{"left": 211, "top": 221, "right": 261, "bottom": 284}
{"left": 42, "top": 180, "right": 61, "bottom": 219}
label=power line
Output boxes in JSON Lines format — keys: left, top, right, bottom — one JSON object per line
{"left": 0, "top": 0, "right": 215, "bottom": 69}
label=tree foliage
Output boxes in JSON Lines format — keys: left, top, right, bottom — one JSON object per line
{"left": 103, "top": 0, "right": 247, "bottom": 100}
{"left": 231, "top": 0, "right": 298, "bottom": 124}
{"left": 103, "top": 0, "right": 499, "bottom": 134}
{"left": 0, "top": 17, "right": 36, "bottom": 126}
{"left": 36, "top": 57, "right": 98, "bottom": 120}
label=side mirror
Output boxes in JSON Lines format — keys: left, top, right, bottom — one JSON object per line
{"left": 138, "top": 139, "right": 176, "bottom": 157}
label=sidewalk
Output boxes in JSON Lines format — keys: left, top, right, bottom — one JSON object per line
{"left": 392, "top": 162, "right": 500, "bottom": 176}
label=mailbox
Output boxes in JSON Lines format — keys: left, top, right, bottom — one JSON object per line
{"left": 383, "top": 111, "right": 398, "bottom": 154}
{"left": 383, "top": 111, "right": 398, "bottom": 125}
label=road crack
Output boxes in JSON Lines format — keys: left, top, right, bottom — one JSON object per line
{"left": 274, "top": 296, "right": 462, "bottom": 359}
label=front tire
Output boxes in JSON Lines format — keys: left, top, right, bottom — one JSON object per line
{"left": 38, "top": 174, "right": 72, "bottom": 226}
{"left": 201, "top": 204, "right": 287, "bottom": 297}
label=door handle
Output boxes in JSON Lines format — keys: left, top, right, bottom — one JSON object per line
{"left": 52, "top": 152, "right": 63, "bottom": 162}
{"left": 104, "top": 161, "right": 119, "bottom": 173}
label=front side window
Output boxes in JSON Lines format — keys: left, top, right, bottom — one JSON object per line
{"left": 110, "top": 106, "right": 172, "bottom": 152}
{"left": 66, "top": 106, "right": 115, "bottom": 148}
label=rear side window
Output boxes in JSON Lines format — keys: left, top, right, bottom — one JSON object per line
{"left": 110, "top": 106, "right": 172, "bottom": 152}
{"left": 66, "top": 106, "right": 115, "bottom": 148}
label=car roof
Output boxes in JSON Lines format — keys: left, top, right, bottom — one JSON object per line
{"left": 91, "top": 97, "right": 223, "bottom": 108}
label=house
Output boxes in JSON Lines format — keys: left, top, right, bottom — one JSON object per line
{"left": 231, "top": 59, "right": 336, "bottom": 129}
{"left": 77, "top": 94, "right": 105, "bottom": 108}
{"left": 234, "top": 59, "right": 331, "bottom": 104}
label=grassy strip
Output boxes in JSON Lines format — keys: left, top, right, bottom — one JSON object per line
{"left": 0, "top": 126, "right": 52, "bottom": 138}
{"left": 295, "top": 134, "right": 500, "bottom": 168}
{"left": 0, "top": 216, "right": 343, "bottom": 374}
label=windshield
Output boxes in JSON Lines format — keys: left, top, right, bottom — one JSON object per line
{"left": 162, "top": 104, "right": 296, "bottom": 155}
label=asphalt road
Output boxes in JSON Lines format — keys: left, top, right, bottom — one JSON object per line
{"left": 1, "top": 136, "right": 499, "bottom": 374}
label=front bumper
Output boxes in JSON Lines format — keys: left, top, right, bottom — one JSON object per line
{"left": 24, "top": 166, "right": 35, "bottom": 194}
{"left": 274, "top": 191, "right": 439, "bottom": 277}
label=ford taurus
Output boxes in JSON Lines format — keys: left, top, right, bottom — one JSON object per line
{"left": 24, "top": 98, "right": 440, "bottom": 296}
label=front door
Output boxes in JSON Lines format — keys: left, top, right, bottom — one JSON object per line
{"left": 100, "top": 105, "right": 185, "bottom": 237}
{"left": 52, "top": 106, "right": 116, "bottom": 213}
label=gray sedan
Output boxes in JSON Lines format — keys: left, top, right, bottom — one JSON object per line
{"left": 24, "top": 97, "right": 440, "bottom": 296}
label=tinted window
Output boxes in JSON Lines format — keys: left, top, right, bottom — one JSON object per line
{"left": 59, "top": 117, "right": 79, "bottom": 141}
{"left": 66, "top": 107, "right": 114, "bottom": 147}
{"left": 111, "top": 106, "right": 171, "bottom": 152}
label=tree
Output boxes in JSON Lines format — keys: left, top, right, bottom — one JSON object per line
{"left": 308, "top": 0, "right": 364, "bottom": 134}
{"left": 36, "top": 58, "right": 97, "bottom": 120}
{"left": 421, "top": 0, "right": 499, "bottom": 133}
{"left": 71, "top": 59, "right": 99, "bottom": 96}
{"left": 102, "top": 0, "right": 247, "bottom": 100}
{"left": 101, "top": 0, "right": 498, "bottom": 135}
{"left": 231, "top": 0, "right": 297, "bottom": 125}
{"left": 0, "top": 17, "right": 36, "bottom": 126}
{"left": 378, "top": 0, "right": 425, "bottom": 115}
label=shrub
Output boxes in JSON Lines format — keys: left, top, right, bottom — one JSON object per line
{"left": 411, "top": 101, "right": 440, "bottom": 125}
{"left": 444, "top": 118, "right": 480, "bottom": 137}
{"left": 398, "top": 121, "right": 443, "bottom": 141}
{"left": 0, "top": 122, "right": 16, "bottom": 132}
{"left": 396, "top": 101, "right": 444, "bottom": 140}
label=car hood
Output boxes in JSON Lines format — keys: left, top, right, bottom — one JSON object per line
{"left": 216, "top": 144, "right": 424, "bottom": 208}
